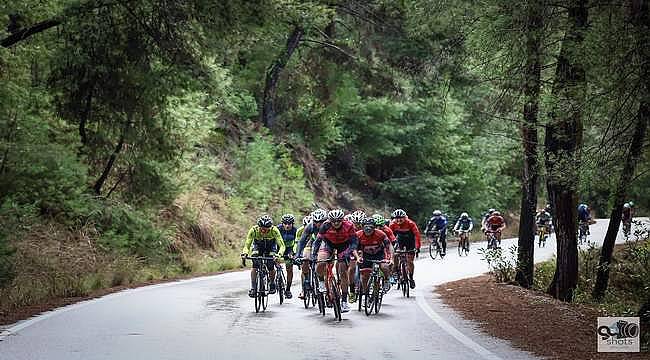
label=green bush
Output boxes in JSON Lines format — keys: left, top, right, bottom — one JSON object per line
{"left": 479, "top": 244, "right": 518, "bottom": 283}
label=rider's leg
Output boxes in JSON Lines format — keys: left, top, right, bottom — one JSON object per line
{"left": 285, "top": 261, "right": 293, "bottom": 290}
{"left": 407, "top": 252, "right": 415, "bottom": 279}
{"left": 347, "top": 259, "right": 357, "bottom": 294}
{"left": 337, "top": 261, "right": 350, "bottom": 301}
{"left": 380, "top": 263, "right": 391, "bottom": 281}
{"left": 440, "top": 230, "right": 447, "bottom": 254}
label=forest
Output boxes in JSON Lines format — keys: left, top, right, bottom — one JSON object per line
{"left": 1, "top": 0, "right": 648, "bottom": 314}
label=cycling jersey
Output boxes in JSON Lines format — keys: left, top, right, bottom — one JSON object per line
{"left": 379, "top": 225, "right": 396, "bottom": 243}
{"left": 622, "top": 207, "right": 633, "bottom": 221}
{"left": 311, "top": 220, "right": 358, "bottom": 258}
{"left": 356, "top": 229, "right": 390, "bottom": 256}
{"left": 454, "top": 217, "right": 474, "bottom": 231}
{"left": 241, "top": 225, "right": 286, "bottom": 256}
{"left": 536, "top": 211, "right": 551, "bottom": 225}
{"left": 295, "top": 222, "right": 319, "bottom": 256}
{"left": 577, "top": 204, "right": 591, "bottom": 222}
{"left": 277, "top": 224, "right": 297, "bottom": 255}
{"left": 389, "top": 217, "right": 421, "bottom": 250}
{"left": 425, "top": 216, "right": 448, "bottom": 234}
{"left": 485, "top": 215, "right": 505, "bottom": 231}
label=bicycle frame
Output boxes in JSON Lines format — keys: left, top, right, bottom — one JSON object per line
{"left": 360, "top": 259, "right": 388, "bottom": 315}
{"left": 394, "top": 249, "right": 415, "bottom": 297}
{"left": 243, "top": 255, "right": 275, "bottom": 313}
{"left": 316, "top": 257, "right": 342, "bottom": 321}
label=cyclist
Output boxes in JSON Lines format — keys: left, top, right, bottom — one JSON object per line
{"left": 535, "top": 208, "right": 552, "bottom": 234}
{"left": 347, "top": 210, "right": 366, "bottom": 303}
{"left": 577, "top": 203, "right": 592, "bottom": 235}
{"left": 277, "top": 214, "right": 297, "bottom": 299}
{"left": 295, "top": 209, "right": 327, "bottom": 300}
{"left": 544, "top": 204, "right": 555, "bottom": 233}
{"left": 425, "top": 210, "right": 448, "bottom": 256}
{"left": 389, "top": 209, "right": 421, "bottom": 289}
{"left": 241, "top": 215, "right": 286, "bottom": 298}
{"left": 296, "top": 214, "right": 311, "bottom": 242}
{"left": 356, "top": 217, "right": 393, "bottom": 294}
{"left": 312, "top": 209, "right": 359, "bottom": 313}
{"left": 481, "top": 208, "right": 496, "bottom": 241}
{"left": 484, "top": 211, "right": 506, "bottom": 246}
{"left": 453, "top": 212, "right": 473, "bottom": 247}
{"left": 372, "top": 214, "right": 396, "bottom": 244}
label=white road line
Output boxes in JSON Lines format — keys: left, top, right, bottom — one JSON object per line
{"left": 416, "top": 287, "right": 502, "bottom": 360}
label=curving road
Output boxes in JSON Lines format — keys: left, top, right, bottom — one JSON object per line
{"left": 0, "top": 219, "right": 640, "bottom": 359}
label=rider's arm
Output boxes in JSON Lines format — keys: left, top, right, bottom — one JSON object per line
{"left": 242, "top": 227, "right": 255, "bottom": 255}
{"left": 271, "top": 227, "right": 286, "bottom": 256}
{"left": 382, "top": 235, "right": 393, "bottom": 260}
{"left": 411, "top": 220, "right": 421, "bottom": 249}
{"left": 384, "top": 226, "right": 396, "bottom": 242}
{"left": 295, "top": 223, "right": 315, "bottom": 257}
{"left": 311, "top": 233, "right": 323, "bottom": 259}
{"left": 468, "top": 219, "right": 474, "bottom": 232}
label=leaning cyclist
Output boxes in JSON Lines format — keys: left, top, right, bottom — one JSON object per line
{"left": 356, "top": 217, "right": 393, "bottom": 294}
{"left": 424, "top": 210, "right": 448, "bottom": 256}
{"left": 312, "top": 209, "right": 359, "bottom": 313}
{"left": 295, "top": 209, "right": 327, "bottom": 299}
{"left": 241, "top": 215, "right": 286, "bottom": 298}
{"left": 484, "top": 211, "right": 506, "bottom": 245}
{"left": 453, "top": 212, "right": 473, "bottom": 245}
{"left": 389, "top": 209, "right": 421, "bottom": 289}
{"left": 277, "top": 214, "right": 297, "bottom": 299}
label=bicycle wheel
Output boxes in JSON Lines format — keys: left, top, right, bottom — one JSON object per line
{"left": 364, "top": 278, "right": 374, "bottom": 316}
{"left": 458, "top": 240, "right": 463, "bottom": 256}
{"left": 277, "top": 270, "right": 285, "bottom": 305}
{"left": 400, "top": 263, "right": 409, "bottom": 297}
{"left": 317, "top": 291, "right": 325, "bottom": 315}
{"left": 303, "top": 278, "right": 310, "bottom": 309}
{"left": 254, "top": 272, "right": 262, "bottom": 313}
{"left": 429, "top": 241, "right": 438, "bottom": 259}
{"left": 262, "top": 274, "right": 269, "bottom": 311}
{"left": 375, "top": 277, "right": 384, "bottom": 314}
{"left": 330, "top": 278, "right": 341, "bottom": 321}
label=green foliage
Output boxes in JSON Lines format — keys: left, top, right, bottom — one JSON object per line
{"left": 479, "top": 245, "right": 519, "bottom": 283}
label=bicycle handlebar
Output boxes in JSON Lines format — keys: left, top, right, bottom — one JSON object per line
{"left": 241, "top": 255, "right": 276, "bottom": 267}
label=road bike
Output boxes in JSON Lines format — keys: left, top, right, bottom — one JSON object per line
{"left": 395, "top": 249, "right": 415, "bottom": 298}
{"left": 537, "top": 224, "right": 547, "bottom": 247}
{"left": 457, "top": 230, "right": 470, "bottom": 256}
{"left": 428, "top": 231, "right": 443, "bottom": 259}
{"left": 316, "top": 257, "right": 342, "bottom": 321}
{"left": 242, "top": 255, "right": 275, "bottom": 313}
{"left": 295, "top": 257, "right": 318, "bottom": 309}
{"left": 486, "top": 230, "right": 500, "bottom": 250}
{"left": 622, "top": 219, "right": 632, "bottom": 239}
{"left": 358, "top": 259, "right": 389, "bottom": 316}
{"left": 274, "top": 261, "right": 286, "bottom": 305}
{"left": 578, "top": 221, "right": 589, "bottom": 245}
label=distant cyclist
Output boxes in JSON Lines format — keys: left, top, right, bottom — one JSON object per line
{"left": 453, "top": 212, "right": 474, "bottom": 235}
{"left": 484, "top": 211, "right": 506, "bottom": 246}
{"left": 389, "top": 209, "right": 421, "bottom": 289}
{"left": 481, "top": 208, "right": 496, "bottom": 239}
{"left": 424, "top": 210, "right": 448, "bottom": 256}
{"left": 241, "top": 215, "right": 286, "bottom": 298}
{"left": 312, "top": 209, "right": 359, "bottom": 313}
{"left": 356, "top": 217, "right": 393, "bottom": 294}
{"left": 295, "top": 209, "right": 327, "bottom": 299}
{"left": 577, "top": 203, "right": 592, "bottom": 234}
{"left": 535, "top": 208, "right": 552, "bottom": 234}
{"left": 277, "top": 214, "right": 297, "bottom": 299}
{"left": 622, "top": 202, "right": 634, "bottom": 236}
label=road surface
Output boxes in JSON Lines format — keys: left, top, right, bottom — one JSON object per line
{"left": 0, "top": 219, "right": 641, "bottom": 359}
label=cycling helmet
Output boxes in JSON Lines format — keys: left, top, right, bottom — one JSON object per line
{"left": 392, "top": 209, "right": 407, "bottom": 218}
{"left": 351, "top": 210, "right": 366, "bottom": 224}
{"left": 461, "top": 212, "right": 469, "bottom": 218}
{"left": 257, "top": 214, "right": 273, "bottom": 228}
{"left": 492, "top": 211, "right": 501, "bottom": 217}
{"left": 311, "top": 209, "right": 327, "bottom": 222}
{"left": 488, "top": 208, "right": 496, "bottom": 214}
{"left": 372, "top": 214, "right": 385, "bottom": 226}
{"left": 281, "top": 213, "right": 295, "bottom": 224}
{"left": 302, "top": 215, "right": 312, "bottom": 226}
{"left": 432, "top": 210, "right": 442, "bottom": 217}
{"left": 629, "top": 201, "right": 635, "bottom": 207}
{"left": 623, "top": 203, "right": 630, "bottom": 209}
{"left": 362, "top": 217, "right": 376, "bottom": 227}
{"left": 328, "top": 209, "right": 345, "bottom": 221}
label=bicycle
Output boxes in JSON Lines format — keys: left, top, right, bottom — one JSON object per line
{"left": 274, "top": 261, "right": 286, "bottom": 305}
{"left": 578, "top": 221, "right": 589, "bottom": 245}
{"left": 359, "top": 259, "right": 389, "bottom": 316}
{"left": 428, "top": 231, "right": 443, "bottom": 259}
{"left": 242, "top": 255, "right": 275, "bottom": 313}
{"left": 622, "top": 219, "right": 632, "bottom": 239}
{"left": 486, "top": 230, "right": 500, "bottom": 250}
{"left": 316, "top": 257, "right": 342, "bottom": 321}
{"left": 295, "top": 257, "right": 318, "bottom": 309}
{"left": 457, "top": 230, "right": 470, "bottom": 256}
{"left": 537, "top": 224, "right": 547, "bottom": 247}
{"left": 395, "top": 249, "right": 415, "bottom": 298}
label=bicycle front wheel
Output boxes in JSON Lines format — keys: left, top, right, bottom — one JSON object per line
{"left": 375, "top": 278, "right": 384, "bottom": 314}
{"left": 429, "top": 242, "right": 438, "bottom": 259}
{"left": 330, "top": 279, "right": 342, "bottom": 321}
{"left": 277, "top": 271, "right": 285, "bottom": 305}
{"left": 364, "top": 279, "right": 374, "bottom": 316}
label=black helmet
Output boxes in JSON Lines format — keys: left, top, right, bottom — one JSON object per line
{"left": 257, "top": 214, "right": 273, "bottom": 228}
{"left": 362, "top": 217, "right": 376, "bottom": 227}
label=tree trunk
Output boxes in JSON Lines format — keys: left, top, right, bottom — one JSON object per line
{"left": 545, "top": 0, "right": 588, "bottom": 302}
{"left": 261, "top": 26, "right": 304, "bottom": 128}
{"left": 94, "top": 117, "right": 129, "bottom": 195}
{"left": 593, "top": 0, "right": 650, "bottom": 300}
{"left": 1, "top": 19, "right": 60, "bottom": 47}
{"left": 516, "top": 0, "right": 544, "bottom": 289}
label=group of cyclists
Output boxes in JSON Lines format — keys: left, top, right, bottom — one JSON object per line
{"left": 240, "top": 207, "right": 510, "bottom": 313}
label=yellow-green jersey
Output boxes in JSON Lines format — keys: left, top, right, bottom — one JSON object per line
{"left": 241, "top": 225, "right": 285, "bottom": 256}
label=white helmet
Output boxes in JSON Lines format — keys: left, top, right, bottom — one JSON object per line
{"left": 302, "top": 215, "right": 312, "bottom": 226}
{"left": 460, "top": 212, "right": 469, "bottom": 218}
{"left": 311, "top": 209, "right": 327, "bottom": 222}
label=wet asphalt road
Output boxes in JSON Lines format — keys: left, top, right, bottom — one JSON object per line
{"left": 0, "top": 219, "right": 639, "bottom": 360}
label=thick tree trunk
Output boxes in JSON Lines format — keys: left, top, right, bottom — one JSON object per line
{"left": 593, "top": 0, "right": 650, "bottom": 300}
{"left": 93, "top": 118, "right": 129, "bottom": 195}
{"left": 261, "top": 26, "right": 303, "bottom": 128}
{"left": 545, "top": 0, "right": 588, "bottom": 302}
{"left": 516, "top": 0, "right": 544, "bottom": 289}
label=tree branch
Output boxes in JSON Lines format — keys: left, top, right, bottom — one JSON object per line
{"left": 1, "top": 19, "right": 61, "bottom": 47}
